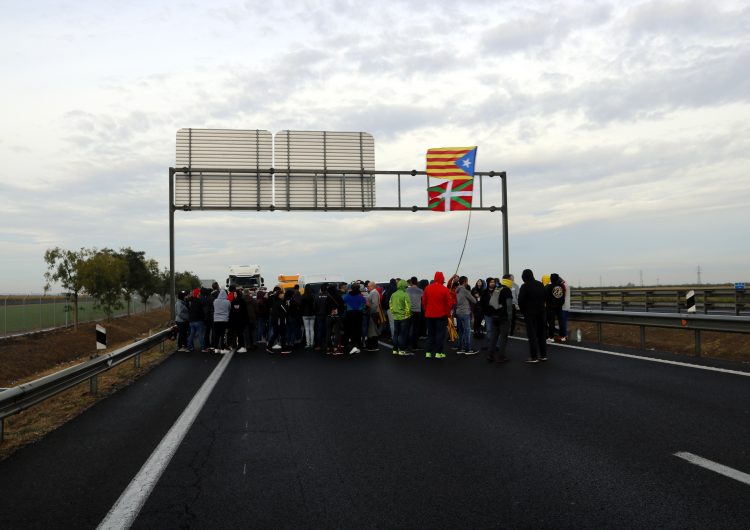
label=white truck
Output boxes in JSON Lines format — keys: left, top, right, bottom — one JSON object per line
{"left": 226, "top": 265, "right": 265, "bottom": 290}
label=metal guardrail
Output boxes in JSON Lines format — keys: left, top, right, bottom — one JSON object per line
{"left": 0, "top": 328, "right": 171, "bottom": 443}
{"left": 570, "top": 287, "right": 749, "bottom": 315}
{"left": 567, "top": 309, "right": 750, "bottom": 356}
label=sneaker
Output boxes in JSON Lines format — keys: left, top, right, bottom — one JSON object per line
{"left": 220, "top": 349, "right": 231, "bottom": 354}
{"left": 540, "top": 356, "right": 548, "bottom": 362}
{"left": 281, "top": 349, "right": 292, "bottom": 354}
{"left": 546, "top": 338, "right": 554, "bottom": 344}
{"left": 272, "top": 344, "right": 282, "bottom": 350}
{"left": 435, "top": 353, "right": 446, "bottom": 359}
{"left": 399, "top": 350, "right": 414, "bottom": 356}
{"left": 464, "top": 350, "right": 477, "bottom": 356}
{"left": 560, "top": 337, "right": 568, "bottom": 343}
{"left": 525, "top": 358, "right": 539, "bottom": 363}
{"left": 425, "top": 352, "right": 433, "bottom": 358}
{"left": 392, "top": 349, "right": 399, "bottom": 355}
{"left": 456, "top": 349, "right": 466, "bottom": 355}
{"left": 350, "top": 347, "right": 360, "bottom": 354}
{"left": 237, "top": 347, "right": 247, "bottom": 353}
{"left": 266, "top": 348, "right": 274, "bottom": 354}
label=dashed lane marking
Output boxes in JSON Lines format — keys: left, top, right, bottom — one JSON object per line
{"left": 674, "top": 452, "right": 750, "bottom": 486}
{"left": 97, "top": 351, "right": 235, "bottom": 530}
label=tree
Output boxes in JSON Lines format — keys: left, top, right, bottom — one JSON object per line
{"left": 175, "top": 270, "right": 201, "bottom": 293}
{"left": 135, "top": 258, "right": 161, "bottom": 311}
{"left": 43, "top": 247, "right": 92, "bottom": 329}
{"left": 78, "top": 250, "right": 128, "bottom": 320}
{"left": 118, "top": 247, "right": 150, "bottom": 315}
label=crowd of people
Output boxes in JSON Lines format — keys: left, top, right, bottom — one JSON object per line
{"left": 173, "top": 269, "right": 570, "bottom": 363}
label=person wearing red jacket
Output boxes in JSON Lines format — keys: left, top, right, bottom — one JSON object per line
{"left": 422, "top": 271, "right": 452, "bottom": 359}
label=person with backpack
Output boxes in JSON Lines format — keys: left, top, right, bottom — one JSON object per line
{"left": 325, "top": 283, "right": 345, "bottom": 355}
{"left": 486, "top": 275, "right": 514, "bottom": 363}
{"left": 364, "top": 281, "right": 382, "bottom": 351}
{"left": 471, "top": 279, "right": 485, "bottom": 338}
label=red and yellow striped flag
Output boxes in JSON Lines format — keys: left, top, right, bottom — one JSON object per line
{"left": 426, "top": 146, "right": 478, "bottom": 180}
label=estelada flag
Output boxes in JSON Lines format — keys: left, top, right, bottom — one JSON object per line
{"left": 426, "top": 146, "right": 477, "bottom": 180}
{"left": 428, "top": 178, "right": 474, "bottom": 211}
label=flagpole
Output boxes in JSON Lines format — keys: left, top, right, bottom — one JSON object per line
{"left": 501, "top": 171, "right": 509, "bottom": 276}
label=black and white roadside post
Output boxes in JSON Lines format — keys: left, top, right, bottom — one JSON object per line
{"left": 91, "top": 325, "right": 106, "bottom": 395}
{"left": 685, "top": 291, "right": 701, "bottom": 356}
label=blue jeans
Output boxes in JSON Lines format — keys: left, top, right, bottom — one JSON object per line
{"left": 188, "top": 321, "right": 205, "bottom": 350}
{"left": 392, "top": 317, "right": 411, "bottom": 351}
{"left": 426, "top": 317, "right": 447, "bottom": 354}
{"left": 456, "top": 314, "right": 472, "bottom": 351}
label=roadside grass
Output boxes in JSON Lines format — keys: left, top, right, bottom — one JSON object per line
{"left": 571, "top": 323, "right": 750, "bottom": 363}
{"left": 0, "top": 339, "right": 173, "bottom": 461}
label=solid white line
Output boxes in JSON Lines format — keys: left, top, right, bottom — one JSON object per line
{"left": 97, "top": 351, "right": 235, "bottom": 530}
{"left": 513, "top": 338, "right": 750, "bottom": 377}
{"left": 674, "top": 452, "right": 750, "bottom": 486}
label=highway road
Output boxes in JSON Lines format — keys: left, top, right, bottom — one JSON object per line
{"left": 0, "top": 338, "right": 748, "bottom": 529}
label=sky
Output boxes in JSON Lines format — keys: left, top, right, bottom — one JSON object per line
{"left": 1, "top": 0, "right": 748, "bottom": 293}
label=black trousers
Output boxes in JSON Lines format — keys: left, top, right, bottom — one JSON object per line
{"left": 344, "top": 311, "right": 363, "bottom": 350}
{"left": 212, "top": 321, "right": 228, "bottom": 350}
{"left": 546, "top": 307, "right": 563, "bottom": 338}
{"left": 409, "top": 311, "right": 422, "bottom": 348}
{"left": 524, "top": 313, "right": 547, "bottom": 359}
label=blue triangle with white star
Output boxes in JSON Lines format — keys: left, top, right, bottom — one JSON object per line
{"left": 454, "top": 147, "right": 477, "bottom": 177}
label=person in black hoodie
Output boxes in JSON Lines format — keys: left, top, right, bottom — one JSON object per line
{"left": 228, "top": 285, "right": 248, "bottom": 353}
{"left": 325, "top": 284, "right": 345, "bottom": 354}
{"left": 267, "top": 287, "right": 290, "bottom": 354}
{"left": 545, "top": 273, "right": 566, "bottom": 341}
{"left": 313, "top": 283, "right": 330, "bottom": 351}
{"left": 518, "top": 269, "right": 547, "bottom": 363}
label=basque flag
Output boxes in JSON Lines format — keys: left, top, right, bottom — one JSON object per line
{"left": 426, "top": 146, "right": 477, "bottom": 180}
{"left": 428, "top": 178, "right": 474, "bottom": 211}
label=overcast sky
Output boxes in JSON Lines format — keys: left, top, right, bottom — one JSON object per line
{"left": 1, "top": 0, "right": 748, "bottom": 293}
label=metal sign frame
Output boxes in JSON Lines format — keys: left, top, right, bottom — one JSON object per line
{"left": 168, "top": 166, "right": 509, "bottom": 317}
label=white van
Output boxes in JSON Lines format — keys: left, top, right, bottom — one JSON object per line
{"left": 299, "top": 273, "right": 348, "bottom": 294}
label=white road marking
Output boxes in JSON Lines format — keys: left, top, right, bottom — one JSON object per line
{"left": 97, "top": 351, "right": 235, "bottom": 530}
{"left": 513, "top": 338, "right": 750, "bottom": 377}
{"left": 674, "top": 452, "right": 750, "bottom": 486}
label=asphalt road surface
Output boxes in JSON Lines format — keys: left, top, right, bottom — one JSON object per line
{"left": 0, "top": 338, "right": 748, "bottom": 529}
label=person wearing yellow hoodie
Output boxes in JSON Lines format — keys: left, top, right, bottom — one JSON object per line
{"left": 389, "top": 279, "right": 412, "bottom": 355}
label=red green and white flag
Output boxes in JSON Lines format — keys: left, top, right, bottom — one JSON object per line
{"left": 428, "top": 178, "right": 474, "bottom": 211}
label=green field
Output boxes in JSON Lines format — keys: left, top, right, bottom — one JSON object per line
{"left": 0, "top": 296, "right": 165, "bottom": 336}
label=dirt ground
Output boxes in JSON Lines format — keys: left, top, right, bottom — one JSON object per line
{"left": 0, "top": 308, "right": 174, "bottom": 460}
{"left": 0, "top": 308, "right": 172, "bottom": 387}
{"left": 560, "top": 322, "right": 750, "bottom": 363}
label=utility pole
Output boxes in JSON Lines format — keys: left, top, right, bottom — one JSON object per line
{"left": 697, "top": 265, "right": 702, "bottom": 285}
{"left": 639, "top": 269, "right": 643, "bottom": 287}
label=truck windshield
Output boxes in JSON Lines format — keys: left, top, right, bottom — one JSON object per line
{"left": 229, "top": 275, "right": 259, "bottom": 288}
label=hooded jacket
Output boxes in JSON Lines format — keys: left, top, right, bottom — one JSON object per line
{"left": 544, "top": 273, "right": 566, "bottom": 310}
{"left": 455, "top": 283, "right": 477, "bottom": 316}
{"left": 389, "top": 280, "right": 412, "bottom": 320}
{"left": 422, "top": 271, "right": 452, "bottom": 318}
{"left": 518, "top": 269, "right": 545, "bottom": 316}
{"left": 213, "top": 290, "right": 231, "bottom": 322}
